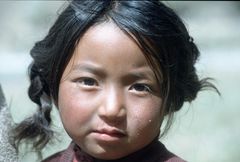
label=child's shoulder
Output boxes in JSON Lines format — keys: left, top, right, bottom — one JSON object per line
{"left": 42, "top": 142, "right": 76, "bottom": 162}
{"left": 146, "top": 140, "right": 187, "bottom": 162}
{"left": 42, "top": 140, "right": 187, "bottom": 162}
{"left": 41, "top": 151, "right": 63, "bottom": 162}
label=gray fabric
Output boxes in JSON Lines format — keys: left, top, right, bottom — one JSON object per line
{"left": 0, "top": 85, "right": 18, "bottom": 162}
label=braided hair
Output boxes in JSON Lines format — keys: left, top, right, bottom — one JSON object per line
{"left": 14, "top": 63, "right": 53, "bottom": 149}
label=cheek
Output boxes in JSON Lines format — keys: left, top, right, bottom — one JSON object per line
{"left": 129, "top": 97, "right": 162, "bottom": 132}
{"left": 57, "top": 83, "right": 94, "bottom": 131}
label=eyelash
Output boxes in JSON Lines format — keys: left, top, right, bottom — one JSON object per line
{"left": 74, "top": 77, "right": 152, "bottom": 94}
{"left": 75, "top": 77, "right": 98, "bottom": 87}
{"left": 129, "top": 83, "right": 152, "bottom": 93}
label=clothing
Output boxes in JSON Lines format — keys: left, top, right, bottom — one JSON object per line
{"left": 42, "top": 139, "right": 186, "bottom": 162}
{"left": 0, "top": 85, "right": 18, "bottom": 162}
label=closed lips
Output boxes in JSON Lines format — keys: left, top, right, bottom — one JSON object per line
{"left": 93, "top": 129, "right": 126, "bottom": 137}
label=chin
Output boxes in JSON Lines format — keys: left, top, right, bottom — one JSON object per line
{"left": 87, "top": 146, "right": 129, "bottom": 160}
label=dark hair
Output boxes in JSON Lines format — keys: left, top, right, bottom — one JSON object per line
{"left": 14, "top": 0, "right": 218, "bottom": 150}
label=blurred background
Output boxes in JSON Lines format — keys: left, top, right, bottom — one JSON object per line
{"left": 0, "top": 1, "right": 239, "bottom": 162}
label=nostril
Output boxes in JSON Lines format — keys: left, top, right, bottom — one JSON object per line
{"left": 98, "top": 101, "right": 127, "bottom": 124}
{"left": 98, "top": 105, "right": 126, "bottom": 119}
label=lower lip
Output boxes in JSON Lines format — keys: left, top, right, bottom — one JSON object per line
{"left": 92, "top": 132, "right": 125, "bottom": 142}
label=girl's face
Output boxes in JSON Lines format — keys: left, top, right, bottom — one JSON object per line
{"left": 58, "top": 22, "right": 163, "bottom": 160}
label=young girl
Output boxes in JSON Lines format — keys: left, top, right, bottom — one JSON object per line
{"left": 14, "top": 1, "right": 217, "bottom": 162}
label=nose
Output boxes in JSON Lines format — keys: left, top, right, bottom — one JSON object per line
{"left": 98, "top": 86, "right": 126, "bottom": 122}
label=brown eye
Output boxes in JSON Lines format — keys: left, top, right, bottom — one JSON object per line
{"left": 130, "top": 83, "right": 151, "bottom": 92}
{"left": 78, "top": 77, "right": 98, "bottom": 86}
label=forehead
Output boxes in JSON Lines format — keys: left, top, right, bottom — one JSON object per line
{"left": 73, "top": 22, "right": 148, "bottom": 67}
{"left": 82, "top": 22, "right": 128, "bottom": 46}
{"left": 61, "top": 22, "right": 158, "bottom": 79}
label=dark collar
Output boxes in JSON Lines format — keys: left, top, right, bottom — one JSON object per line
{"left": 71, "top": 137, "right": 179, "bottom": 162}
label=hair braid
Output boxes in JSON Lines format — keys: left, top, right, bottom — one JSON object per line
{"left": 14, "top": 63, "right": 53, "bottom": 150}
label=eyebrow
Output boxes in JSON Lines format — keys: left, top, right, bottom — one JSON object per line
{"left": 126, "top": 68, "right": 156, "bottom": 81}
{"left": 71, "top": 63, "right": 106, "bottom": 76}
{"left": 71, "top": 63, "right": 156, "bottom": 81}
